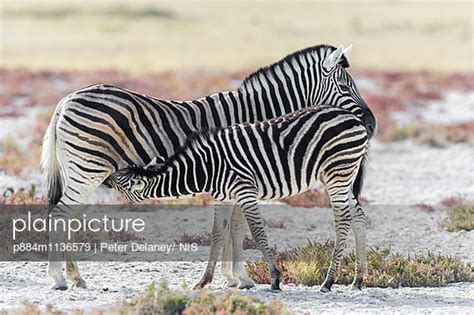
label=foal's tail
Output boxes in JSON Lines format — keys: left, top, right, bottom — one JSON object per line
{"left": 40, "top": 100, "right": 64, "bottom": 206}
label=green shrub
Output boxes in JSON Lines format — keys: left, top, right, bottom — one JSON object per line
{"left": 246, "top": 240, "right": 473, "bottom": 288}
{"left": 443, "top": 201, "right": 474, "bottom": 232}
{"left": 113, "top": 282, "right": 290, "bottom": 315}
{"left": 1, "top": 185, "right": 45, "bottom": 205}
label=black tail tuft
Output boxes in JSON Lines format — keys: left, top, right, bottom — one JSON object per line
{"left": 48, "top": 171, "right": 63, "bottom": 205}
{"left": 353, "top": 154, "right": 367, "bottom": 199}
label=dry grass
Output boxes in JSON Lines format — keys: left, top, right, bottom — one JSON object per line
{"left": 281, "top": 189, "right": 331, "bottom": 208}
{"left": 442, "top": 200, "right": 474, "bottom": 232}
{"left": 378, "top": 121, "right": 474, "bottom": 146}
{"left": 1, "top": 185, "right": 45, "bottom": 205}
{"left": 1, "top": 0, "right": 472, "bottom": 73}
{"left": 246, "top": 240, "right": 474, "bottom": 288}
{"left": 12, "top": 282, "right": 291, "bottom": 314}
{"left": 0, "top": 137, "right": 35, "bottom": 175}
{"left": 112, "top": 282, "right": 290, "bottom": 315}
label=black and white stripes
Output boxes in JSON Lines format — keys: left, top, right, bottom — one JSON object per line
{"left": 110, "top": 105, "right": 369, "bottom": 292}
{"left": 42, "top": 44, "right": 376, "bottom": 290}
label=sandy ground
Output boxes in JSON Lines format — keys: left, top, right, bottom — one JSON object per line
{"left": 1, "top": 139, "right": 473, "bottom": 314}
{"left": 0, "top": 202, "right": 473, "bottom": 314}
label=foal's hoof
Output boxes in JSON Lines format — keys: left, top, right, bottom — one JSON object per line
{"left": 350, "top": 278, "right": 363, "bottom": 291}
{"left": 51, "top": 283, "right": 68, "bottom": 291}
{"left": 72, "top": 279, "right": 87, "bottom": 289}
{"left": 320, "top": 285, "right": 331, "bottom": 293}
{"left": 193, "top": 280, "right": 210, "bottom": 290}
{"left": 193, "top": 282, "right": 206, "bottom": 290}
{"left": 270, "top": 284, "right": 282, "bottom": 293}
{"left": 320, "top": 279, "right": 334, "bottom": 293}
{"left": 194, "top": 274, "right": 213, "bottom": 290}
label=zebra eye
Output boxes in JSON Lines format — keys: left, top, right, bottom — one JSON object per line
{"left": 339, "top": 83, "right": 350, "bottom": 92}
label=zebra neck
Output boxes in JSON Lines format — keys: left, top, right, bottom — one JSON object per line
{"left": 237, "top": 69, "right": 313, "bottom": 121}
{"left": 146, "top": 148, "right": 210, "bottom": 199}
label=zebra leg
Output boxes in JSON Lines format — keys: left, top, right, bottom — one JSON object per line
{"left": 194, "top": 203, "right": 232, "bottom": 289}
{"left": 48, "top": 193, "right": 88, "bottom": 290}
{"left": 48, "top": 205, "right": 68, "bottom": 291}
{"left": 320, "top": 186, "right": 352, "bottom": 292}
{"left": 236, "top": 187, "right": 281, "bottom": 292}
{"left": 49, "top": 176, "right": 106, "bottom": 289}
{"left": 229, "top": 205, "right": 255, "bottom": 289}
{"left": 220, "top": 219, "right": 239, "bottom": 288}
{"left": 350, "top": 194, "right": 367, "bottom": 290}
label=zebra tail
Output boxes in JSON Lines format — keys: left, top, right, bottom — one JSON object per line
{"left": 40, "top": 101, "right": 64, "bottom": 206}
{"left": 352, "top": 152, "right": 368, "bottom": 200}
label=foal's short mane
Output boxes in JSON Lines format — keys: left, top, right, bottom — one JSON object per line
{"left": 238, "top": 44, "right": 350, "bottom": 93}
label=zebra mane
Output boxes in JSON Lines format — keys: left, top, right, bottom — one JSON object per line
{"left": 238, "top": 44, "right": 350, "bottom": 93}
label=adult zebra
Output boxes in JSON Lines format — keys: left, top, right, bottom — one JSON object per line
{"left": 108, "top": 105, "right": 369, "bottom": 292}
{"left": 42, "top": 44, "right": 376, "bottom": 290}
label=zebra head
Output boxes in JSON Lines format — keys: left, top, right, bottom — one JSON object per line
{"left": 114, "top": 167, "right": 147, "bottom": 193}
{"left": 103, "top": 167, "right": 148, "bottom": 203}
{"left": 318, "top": 45, "right": 377, "bottom": 139}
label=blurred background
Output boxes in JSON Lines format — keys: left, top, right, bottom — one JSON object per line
{"left": 0, "top": 0, "right": 473, "bottom": 205}
{"left": 1, "top": 0, "right": 472, "bottom": 73}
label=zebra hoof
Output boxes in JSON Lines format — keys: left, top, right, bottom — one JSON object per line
{"left": 270, "top": 284, "right": 282, "bottom": 293}
{"left": 350, "top": 277, "right": 363, "bottom": 291}
{"left": 72, "top": 279, "right": 87, "bottom": 289}
{"left": 320, "top": 278, "right": 334, "bottom": 293}
{"left": 238, "top": 281, "right": 256, "bottom": 290}
{"left": 51, "top": 283, "right": 68, "bottom": 291}
{"left": 194, "top": 273, "right": 213, "bottom": 290}
{"left": 224, "top": 278, "right": 239, "bottom": 288}
{"left": 320, "top": 286, "right": 331, "bottom": 293}
{"left": 193, "top": 282, "right": 207, "bottom": 290}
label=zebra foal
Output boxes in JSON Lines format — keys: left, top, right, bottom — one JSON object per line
{"left": 109, "top": 105, "right": 369, "bottom": 292}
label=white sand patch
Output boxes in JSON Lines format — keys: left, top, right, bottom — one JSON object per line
{"left": 0, "top": 202, "right": 473, "bottom": 313}
{"left": 364, "top": 140, "right": 474, "bottom": 204}
{"left": 392, "top": 91, "right": 474, "bottom": 127}
{"left": 421, "top": 91, "right": 474, "bottom": 125}
{"left": 0, "top": 105, "right": 51, "bottom": 145}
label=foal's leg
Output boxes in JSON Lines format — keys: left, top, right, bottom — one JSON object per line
{"left": 320, "top": 184, "right": 353, "bottom": 292}
{"left": 229, "top": 205, "right": 255, "bottom": 289}
{"left": 350, "top": 192, "right": 367, "bottom": 290}
{"left": 235, "top": 185, "right": 281, "bottom": 292}
{"left": 194, "top": 203, "right": 232, "bottom": 288}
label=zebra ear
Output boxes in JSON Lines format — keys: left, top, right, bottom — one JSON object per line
{"left": 342, "top": 44, "right": 352, "bottom": 57}
{"left": 323, "top": 45, "right": 344, "bottom": 70}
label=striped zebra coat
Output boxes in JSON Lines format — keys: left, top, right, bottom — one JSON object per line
{"left": 109, "top": 105, "right": 369, "bottom": 292}
{"left": 42, "top": 44, "right": 376, "bottom": 290}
